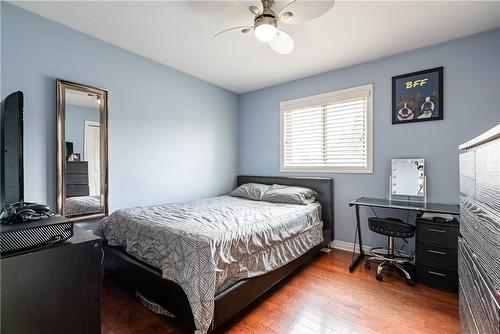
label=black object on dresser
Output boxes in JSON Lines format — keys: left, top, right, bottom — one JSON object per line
{"left": 66, "top": 161, "right": 90, "bottom": 197}
{"left": 1, "top": 225, "right": 102, "bottom": 334}
{"left": 459, "top": 125, "right": 500, "bottom": 334}
{"left": 0, "top": 215, "right": 73, "bottom": 256}
{"left": 415, "top": 216, "right": 459, "bottom": 291}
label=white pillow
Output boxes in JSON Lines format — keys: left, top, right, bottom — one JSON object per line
{"left": 229, "top": 183, "right": 271, "bottom": 201}
{"left": 261, "top": 184, "right": 318, "bottom": 205}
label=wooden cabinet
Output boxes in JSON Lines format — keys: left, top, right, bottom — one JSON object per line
{"left": 1, "top": 226, "right": 102, "bottom": 334}
{"left": 459, "top": 125, "right": 500, "bottom": 333}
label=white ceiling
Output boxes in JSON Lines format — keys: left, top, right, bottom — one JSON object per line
{"left": 11, "top": 1, "right": 500, "bottom": 94}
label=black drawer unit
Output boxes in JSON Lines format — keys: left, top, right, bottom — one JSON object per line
{"left": 66, "top": 161, "right": 89, "bottom": 197}
{"left": 415, "top": 217, "right": 459, "bottom": 291}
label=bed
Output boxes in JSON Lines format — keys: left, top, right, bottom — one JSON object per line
{"left": 101, "top": 175, "right": 334, "bottom": 333}
{"left": 65, "top": 195, "right": 101, "bottom": 215}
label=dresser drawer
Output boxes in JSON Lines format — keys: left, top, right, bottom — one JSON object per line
{"left": 416, "top": 264, "right": 458, "bottom": 292}
{"left": 66, "top": 162, "right": 88, "bottom": 174}
{"left": 416, "top": 219, "right": 459, "bottom": 248}
{"left": 458, "top": 238, "right": 500, "bottom": 334}
{"left": 66, "top": 174, "right": 88, "bottom": 185}
{"left": 66, "top": 185, "right": 89, "bottom": 197}
{"left": 460, "top": 199, "right": 500, "bottom": 290}
{"left": 474, "top": 139, "right": 500, "bottom": 213}
{"left": 459, "top": 281, "right": 480, "bottom": 334}
{"left": 460, "top": 150, "right": 476, "bottom": 200}
{"left": 416, "top": 243, "right": 457, "bottom": 271}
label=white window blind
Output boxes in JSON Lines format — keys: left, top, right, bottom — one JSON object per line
{"left": 280, "top": 84, "right": 373, "bottom": 173}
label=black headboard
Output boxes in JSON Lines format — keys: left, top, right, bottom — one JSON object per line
{"left": 237, "top": 175, "right": 334, "bottom": 243}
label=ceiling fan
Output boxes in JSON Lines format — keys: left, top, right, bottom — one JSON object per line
{"left": 213, "top": 0, "right": 334, "bottom": 55}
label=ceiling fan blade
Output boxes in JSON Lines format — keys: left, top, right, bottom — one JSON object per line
{"left": 269, "top": 30, "right": 294, "bottom": 54}
{"left": 240, "top": 1, "right": 295, "bottom": 16}
{"left": 278, "top": 0, "right": 296, "bottom": 16}
{"left": 279, "top": 0, "right": 334, "bottom": 24}
{"left": 213, "top": 26, "right": 253, "bottom": 40}
{"left": 280, "top": 11, "right": 293, "bottom": 22}
{"left": 249, "top": 5, "right": 262, "bottom": 15}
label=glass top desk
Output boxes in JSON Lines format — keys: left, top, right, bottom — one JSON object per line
{"left": 348, "top": 197, "right": 459, "bottom": 272}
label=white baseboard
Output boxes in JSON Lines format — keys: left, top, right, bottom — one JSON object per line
{"left": 329, "top": 240, "right": 372, "bottom": 253}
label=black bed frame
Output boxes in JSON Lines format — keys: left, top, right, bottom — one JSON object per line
{"left": 103, "top": 175, "right": 334, "bottom": 332}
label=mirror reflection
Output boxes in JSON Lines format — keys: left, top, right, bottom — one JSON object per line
{"left": 63, "top": 89, "right": 102, "bottom": 216}
{"left": 391, "top": 158, "right": 425, "bottom": 197}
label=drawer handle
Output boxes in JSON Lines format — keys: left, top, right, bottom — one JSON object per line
{"left": 427, "top": 249, "right": 447, "bottom": 255}
{"left": 427, "top": 228, "right": 446, "bottom": 233}
{"left": 427, "top": 270, "right": 446, "bottom": 277}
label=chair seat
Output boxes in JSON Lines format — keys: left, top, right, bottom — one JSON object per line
{"left": 368, "top": 217, "right": 416, "bottom": 238}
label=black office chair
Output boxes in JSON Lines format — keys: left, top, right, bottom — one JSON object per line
{"left": 364, "top": 217, "right": 416, "bottom": 286}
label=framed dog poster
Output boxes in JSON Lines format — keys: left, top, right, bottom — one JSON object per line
{"left": 392, "top": 67, "right": 443, "bottom": 124}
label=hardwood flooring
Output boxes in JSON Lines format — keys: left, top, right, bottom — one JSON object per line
{"left": 102, "top": 249, "right": 459, "bottom": 334}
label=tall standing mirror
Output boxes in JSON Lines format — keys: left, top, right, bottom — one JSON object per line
{"left": 57, "top": 80, "right": 108, "bottom": 220}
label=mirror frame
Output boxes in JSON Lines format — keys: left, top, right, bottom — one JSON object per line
{"left": 390, "top": 158, "right": 426, "bottom": 201}
{"left": 56, "top": 79, "right": 108, "bottom": 221}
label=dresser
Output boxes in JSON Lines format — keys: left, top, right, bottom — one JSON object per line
{"left": 66, "top": 161, "right": 90, "bottom": 197}
{"left": 459, "top": 125, "right": 500, "bottom": 334}
{"left": 1, "top": 226, "right": 102, "bottom": 334}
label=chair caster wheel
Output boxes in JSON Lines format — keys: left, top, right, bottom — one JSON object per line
{"left": 376, "top": 273, "right": 383, "bottom": 281}
{"left": 364, "top": 261, "right": 371, "bottom": 270}
{"left": 407, "top": 279, "right": 415, "bottom": 287}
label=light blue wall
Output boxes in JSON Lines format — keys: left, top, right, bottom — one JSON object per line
{"left": 238, "top": 29, "right": 500, "bottom": 247}
{"left": 1, "top": 3, "right": 238, "bottom": 211}
{"left": 65, "top": 104, "right": 100, "bottom": 158}
{"left": 2, "top": 3, "right": 499, "bottom": 249}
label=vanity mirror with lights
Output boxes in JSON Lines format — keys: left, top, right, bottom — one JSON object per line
{"left": 390, "top": 158, "right": 426, "bottom": 202}
{"left": 56, "top": 80, "right": 108, "bottom": 220}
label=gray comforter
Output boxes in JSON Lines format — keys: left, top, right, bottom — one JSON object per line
{"left": 99, "top": 196, "right": 323, "bottom": 333}
{"left": 66, "top": 195, "right": 100, "bottom": 215}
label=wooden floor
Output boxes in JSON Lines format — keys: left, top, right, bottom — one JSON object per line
{"left": 102, "top": 249, "right": 459, "bottom": 334}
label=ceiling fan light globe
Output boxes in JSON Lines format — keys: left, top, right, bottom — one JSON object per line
{"left": 269, "top": 30, "right": 294, "bottom": 54}
{"left": 254, "top": 24, "right": 277, "bottom": 42}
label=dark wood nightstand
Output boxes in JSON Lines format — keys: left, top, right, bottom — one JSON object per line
{"left": 1, "top": 225, "right": 102, "bottom": 333}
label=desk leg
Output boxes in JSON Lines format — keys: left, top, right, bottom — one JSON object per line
{"left": 349, "top": 204, "right": 365, "bottom": 273}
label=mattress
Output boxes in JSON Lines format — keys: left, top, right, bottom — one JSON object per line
{"left": 99, "top": 195, "right": 323, "bottom": 334}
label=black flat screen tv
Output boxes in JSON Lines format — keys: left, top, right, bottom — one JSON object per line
{"left": 0, "top": 91, "right": 24, "bottom": 208}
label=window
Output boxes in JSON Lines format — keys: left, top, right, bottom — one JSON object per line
{"left": 280, "top": 84, "right": 373, "bottom": 173}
